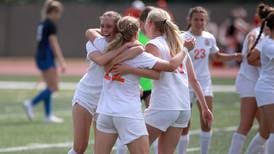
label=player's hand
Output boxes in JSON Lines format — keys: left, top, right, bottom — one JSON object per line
{"left": 105, "top": 63, "right": 113, "bottom": 73}
{"left": 202, "top": 108, "right": 213, "bottom": 127}
{"left": 123, "top": 41, "right": 141, "bottom": 49}
{"left": 235, "top": 53, "right": 243, "bottom": 62}
{"left": 184, "top": 38, "right": 196, "bottom": 51}
{"left": 111, "top": 64, "right": 131, "bottom": 75}
{"left": 60, "top": 62, "right": 67, "bottom": 73}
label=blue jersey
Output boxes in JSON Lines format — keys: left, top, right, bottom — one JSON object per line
{"left": 35, "top": 19, "right": 57, "bottom": 70}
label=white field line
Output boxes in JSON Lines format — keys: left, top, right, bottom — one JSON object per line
{"left": 0, "top": 81, "right": 236, "bottom": 92}
{"left": 0, "top": 125, "right": 254, "bottom": 153}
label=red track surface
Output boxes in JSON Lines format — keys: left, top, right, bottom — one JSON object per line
{"left": 0, "top": 58, "right": 239, "bottom": 78}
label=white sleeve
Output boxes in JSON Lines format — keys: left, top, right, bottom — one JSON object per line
{"left": 86, "top": 41, "right": 99, "bottom": 54}
{"left": 130, "top": 52, "right": 159, "bottom": 69}
{"left": 146, "top": 39, "right": 159, "bottom": 49}
{"left": 210, "top": 35, "right": 219, "bottom": 54}
{"left": 86, "top": 41, "right": 100, "bottom": 60}
{"left": 93, "top": 36, "right": 108, "bottom": 52}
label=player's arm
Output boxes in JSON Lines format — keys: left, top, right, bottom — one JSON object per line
{"left": 88, "top": 42, "right": 139, "bottom": 66}
{"left": 185, "top": 57, "right": 213, "bottom": 126}
{"left": 246, "top": 33, "right": 261, "bottom": 66}
{"left": 85, "top": 28, "right": 102, "bottom": 42}
{"left": 247, "top": 49, "right": 261, "bottom": 66}
{"left": 105, "top": 45, "right": 144, "bottom": 72}
{"left": 49, "top": 35, "right": 67, "bottom": 72}
{"left": 147, "top": 44, "right": 188, "bottom": 72}
{"left": 111, "top": 65, "right": 160, "bottom": 80}
{"left": 212, "top": 51, "right": 242, "bottom": 62}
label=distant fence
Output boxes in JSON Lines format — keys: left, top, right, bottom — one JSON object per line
{"left": 0, "top": 3, "right": 257, "bottom": 57}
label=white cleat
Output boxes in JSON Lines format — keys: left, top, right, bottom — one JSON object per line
{"left": 23, "top": 100, "right": 34, "bottom": 121}
{"left": 44, "top": 115, "right": 64, "bottom": 123}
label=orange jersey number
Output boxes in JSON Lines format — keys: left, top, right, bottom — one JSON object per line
{"left": 104, "top": 73, "right": 125, "bottom": 83}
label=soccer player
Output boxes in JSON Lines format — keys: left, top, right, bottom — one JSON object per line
{"left": 24, "top": 0, "right": 66, "bottom": 123}
{"left": 228, "top": 3, "right": 273, "bottom": 154}
{"left": 69, "top": 11, "right": 144, "bottom": 154}
{"left": 143, "top": 8, "right": 213, "bottom": 154}
{"left": 247, "top": 11, "right": 274, "bottom": 154}
{"left": 178, "top": 6, "right": 242, "bottom": 154}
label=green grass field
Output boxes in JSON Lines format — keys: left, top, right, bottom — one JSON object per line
{"left": 0, "top": 75, "right": 257, "bottom": 154}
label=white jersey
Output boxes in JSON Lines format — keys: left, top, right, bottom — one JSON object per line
{"left": 238, "top": 27, "right": 262, "bottom": 81}
{"left": 97, "top": 52, "right": 158, "bottom": 119}
{"left": 75, "top": 37, "right": 108, "bottom": 105}
{"left": 180, "top": 31, "right": 219, "bottom": 80}
{"left": 148, "top": 36, "right": 190, "bottom": 111}
{"left": 255, "top": 37, "right": 274, "bottom": 92}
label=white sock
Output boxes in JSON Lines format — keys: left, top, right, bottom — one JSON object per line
{"left": 116, "top": 139, "right": 127, "bottom": 154}
{"left": 68, "top": 148, "right": 77, "bottom": 154}
{"left": 200, "top": 131, "right": 212, "bottom": 154}
{"left": 153, "top": 138, "right": 159, "bottom": 154}
{"left": 228, "top": 132, "right": 246, "bottom": 154}
{"left": 267, "top": 134, "right": 274, "bottom": 154}
{"left": 177, "top": 134, "right": 189, "bottom": 154}
{"left": 246, "top": 133, "right": 266, "bottom": 154}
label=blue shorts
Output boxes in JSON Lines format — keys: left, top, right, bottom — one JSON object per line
{"left": 35, "top": 49, "right": 56, "bottom": 71}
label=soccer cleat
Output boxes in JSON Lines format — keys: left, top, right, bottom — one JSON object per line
{"left": 44, "top": 115, "right": 64, "bottom": 123}
{"left": 23, "top": 100, "right": 34, "bottom": 121}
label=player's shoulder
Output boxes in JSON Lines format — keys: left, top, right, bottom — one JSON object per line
{"left": 202, "top": 31, "right": 215, "bottom": 39}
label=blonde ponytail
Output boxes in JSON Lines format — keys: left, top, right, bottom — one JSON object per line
{"left": 105, "top": 16, "right": 140, "bottom": 52}
{"left": 147, "top": 9, "right": 184, "bottom": 57}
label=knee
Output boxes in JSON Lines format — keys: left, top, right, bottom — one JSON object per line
{"left": 237, "top": 124, "right": 252, "bottom": 135}
{"left": 48, "top": 85, "right": 58, "bottom": 92}
{"left": 201, "top": 124, "right": 211, "bottom": 132}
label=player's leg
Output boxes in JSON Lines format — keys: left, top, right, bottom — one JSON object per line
{"left": 42, "top": 67, "right": 63, "bottom": 122}
{"left": 178, "top": 122, "right": 191, "bottom": 154}
{"left": 229, "top": 97, "right": 257, "bottom": 154}
{"left": 145, "top": 117, "right": 165, "bottom": 145}
{"left": 260, "top": 104, "right": 274, "bottom": 154}
{"left": 197, "top": 96, "right": 213, "bottom": 154}
{"left": 127, "top": 136, "right": 149, "bottom": 154}
{"left": 158, "top": 127, "right": 183, "bottom": 154}
{"left": 246, "top": 108, "right": 269, "bottom": 154}
{"left": 69, "top": 103, "right": 93, "bottom": 154}
{"left": 23, "top": 67, "right": 55, "bottom": 120}
{"left": 94, "top": 130, "right": 118, "bottom": 154}
{"left": 95, "top": 114, "right": 118, "bottom": 154}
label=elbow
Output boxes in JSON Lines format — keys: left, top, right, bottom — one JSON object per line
{"left": 85, "top": 29, "right": 91, "bottom": 38}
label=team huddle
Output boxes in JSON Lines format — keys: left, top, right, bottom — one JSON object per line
{"left": 24, "top": 0, "right": 274, "bottom": 153}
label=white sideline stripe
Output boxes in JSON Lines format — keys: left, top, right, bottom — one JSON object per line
{"left": 0, "top": 125, "right": 247, "bottom": 153}
{"left": 0, "top": 81, "right": 236, "bottom": 92}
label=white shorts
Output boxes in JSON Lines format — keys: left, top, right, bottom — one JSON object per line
{"left": 255, "top": 81, "right": 274, "bottom": 107}
{"left": 96, "top": 114, "right": 148, "bottom": 145}
{"left": 236, "top": 74, "right": 256, "bottom": 98}
{"left": 144, "top": 109, "right": 191, "bottom": 131}
{"left": 190, "top": 78, "right": 213, "bottom": 103}
{"left": 72, "top": 84, "right": 100, "bottom": 116}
